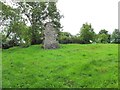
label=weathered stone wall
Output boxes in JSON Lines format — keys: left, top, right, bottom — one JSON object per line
{"left": 43, "top": 22, "right": 59, "bottom": 49}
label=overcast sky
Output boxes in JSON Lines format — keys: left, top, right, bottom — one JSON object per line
{"left": 57, "top": 0, "right": 119, "bottom": 35}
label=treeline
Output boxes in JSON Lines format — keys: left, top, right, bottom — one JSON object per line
{"left": 0, "top": 1, "right": 120, "bottom": 49}
{"left": 59, "top": 23, "right": 120, "bottom": 44}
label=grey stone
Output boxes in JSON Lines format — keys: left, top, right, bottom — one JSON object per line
{"left": 43, "top": 22, "right": 59, "bottom": 49}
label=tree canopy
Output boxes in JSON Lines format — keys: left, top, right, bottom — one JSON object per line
{"left": 1, "top": 1, "right": 62, "bottom": 49}
{"left": 78, "top": 23, "right": 96, "bottom": 44}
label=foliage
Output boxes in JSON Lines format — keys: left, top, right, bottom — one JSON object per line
{"left": 1, "top": 1, "right": 62, "bottom": 48}
{"left": 58, "top": 32, "right": 84, "bottom": 44}
{"left": 0, "top": 1, "right": 20, "bottom": 20}
{"left": 98, "top": 29, "right": 108, "bottom": 35}
{"left": 18, "top": 1, "right": 62, "bottom": 45}
{"left": 1, "top": 1, "right": 31, "bottom": 48}
{"left": 58, "top": 32, "right": 72, "bottom": 44}
{"left": 0, "top": 1, "right": 118, "bottom": 49}
{"left": 111, "top": 29, "right": 120, "bottom": 43}
{"left": 96, "top": 29, "right": 110, "bottom": 43}
{"left": 47, "top": 2, "right": 62, "bottom": 32}
{"left": 96, "top": 34, "right": 109, "bottom": 43}
{"left": 78, "top": 23, "right": 96, "bottom": 44}
{"left": 18, "top": 2, "right": 46, "bottom": 44}
{"left": 2, "top": 22, "right": 31, "bottom": 48}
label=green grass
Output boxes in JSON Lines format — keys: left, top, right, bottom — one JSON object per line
{"left": 2, "top": 44, "right": 118, "bottom": 88}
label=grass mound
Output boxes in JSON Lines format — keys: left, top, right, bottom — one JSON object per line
{"left": 2, "top": 44, "right": 118, "bottom": 88}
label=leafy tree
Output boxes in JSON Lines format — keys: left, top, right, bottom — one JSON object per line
{"left": 2, "top": 21, "right": 31, "bottom": 48}
{"left": 111, "top": 29, "right": 120, "bottom": 43}
{"left": 79, "top": 23, "right": 96, "bottom": 44}
{"left": 1, "top": 1, "right": 31, "bottom": 48}
{"left": 18, "top": 1, "right": 62, "bottom": 45}
{"left": 1, "top": 1, "right": 62, "bottom": 49}
{"left": 42, "top": 2, "right": 62, "bottom": 48}
{"left": 17, "top": 2, "right": 46, "bottom": 44}
{"left": 10, "top": 22, "right": 31, "bottom": 47}
{"left": 47, "top": 2, "right": 62, "bottom": 32}
{"left": 98, "top": 29, "right": 108, "bottom": 35}
{"left": 97, "top": 34, "right": 109, "bottom": 43}
{"left": 1, "top": 1, "right": 19, "bottom": 48}
{"left": 58, "top": 32, "right": 72, "bottom": 44}
{"left": 70, "top": 35, "right": 82, "bottom": 44}
{"left": 96, "top": 29, "right": 110, "bottom": 43}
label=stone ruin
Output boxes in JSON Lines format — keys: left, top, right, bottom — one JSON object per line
{"left": 43, "top": 22, "right": 59, "bottom": 49}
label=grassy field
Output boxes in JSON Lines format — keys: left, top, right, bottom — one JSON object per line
{"left": 2, "top": 44, "right": 118, "bottom": 88}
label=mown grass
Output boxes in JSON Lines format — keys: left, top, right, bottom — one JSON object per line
{"left": 2, "top": 44, "right": 118, "bottom": 88}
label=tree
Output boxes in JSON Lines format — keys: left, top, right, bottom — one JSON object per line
{"left": 42, "top": 1, "right": 62, "bottom": 49}
{"left": 79, "top": 23, "right": 96, "bottom": 44}
{"left": 97, "top": 34, "right": 109, "bottom": 43}
{"left": 1, "top": 1, "right": 31, "bottom": 48}
{"left": 111, "top": 29, "right": 120, "bottom": 43}
{"left": 58, "top": 32, "right": 72, "bottom": 44}
{"left": 18, "top": 2, "right": 46, "bottom": 44}
{"left": 96, "top": 29, "right": 110, "bottom": 43}
{"left": 1, "top": 1, "right": 20, "bottom": 48}
{"left": 18, "top": 1, "right": 62, "bottom": 45}
{"left": 1, "top": 1, "right": 62, "bottom": 49}
{"left": 98, "top": 29, "right": 108, "bottom": 35}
